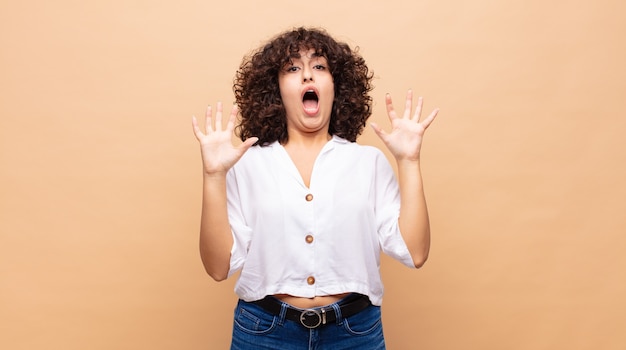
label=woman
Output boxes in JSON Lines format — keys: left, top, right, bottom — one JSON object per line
{"left": 192, "top": 27, "right": 438, "bottom": 349}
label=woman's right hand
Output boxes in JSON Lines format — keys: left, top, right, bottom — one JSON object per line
{"left": 192, "top": 102, "right": 258, "bottom": 176}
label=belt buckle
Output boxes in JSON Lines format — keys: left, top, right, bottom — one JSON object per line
{"left": 299, "top": 308, "right": 324, "bottom": 329}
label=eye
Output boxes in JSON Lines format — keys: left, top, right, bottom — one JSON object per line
{"left": 285, "top": 66, "right": 300, "bottom": 73}
{"left": 313, "top": 64, "right": 326, "bottom": 70}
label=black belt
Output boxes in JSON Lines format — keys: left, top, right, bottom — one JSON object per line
{"left": 252, "top": 294, "right": 371, "bottom": 329}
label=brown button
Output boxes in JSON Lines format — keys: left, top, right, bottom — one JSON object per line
{"left": 307, "top": 276, "right": 315, "bottom": 285}
{"left": 305, "top": 234, "right": 314, "bottom": 244}
{"left": 305, "top": 193, "right": 314, "bottom": 201}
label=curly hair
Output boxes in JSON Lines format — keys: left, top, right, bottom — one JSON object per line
{"left": 234, "top": 27, "right": 374, "bottom": 145}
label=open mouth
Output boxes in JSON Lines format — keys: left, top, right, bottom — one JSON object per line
{"left": 302, "top": 90, "right": 319, "bottom": 114}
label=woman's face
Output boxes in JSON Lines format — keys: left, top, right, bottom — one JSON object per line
{"left": 278, "top": 49, "right": 335, "bottom": 139}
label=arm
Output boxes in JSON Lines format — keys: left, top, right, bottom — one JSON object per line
{"left": 192, "top": 103, "right": 258, "bottom": 281}
{"left": 396, "top": 157, "right": 430, "bottom": 268}
{"left": 371, "top": 91, "right": 438, "bottom": 268}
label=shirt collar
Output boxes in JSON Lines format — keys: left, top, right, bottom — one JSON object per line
{"left": 269, "top": 135, "right": 349, "bottom": 150}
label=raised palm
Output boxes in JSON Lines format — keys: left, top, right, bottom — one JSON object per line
{"left": 371, "top": 90, "right": 439, "bottom": 162}
{"left": 192, "top": 102, "right": 258, "bottom": 175}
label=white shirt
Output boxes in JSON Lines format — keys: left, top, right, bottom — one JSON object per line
{"left": 226, "top": 135, "right": 416, "bottom": 306}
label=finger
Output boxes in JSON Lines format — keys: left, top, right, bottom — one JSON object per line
{"left": 192, "top": 115, "right": 204, "bottom": 140}
{"left": 412, "top": 96, "right": 423, "bottom": 122}
{"left": 215, "top": 101, "right": 224, "bottom": 131}
{"left": 226, "top": 104, "right": 239, "bottom": 131}
{"left": 420, "top": 108, "right": 440, "bottom": 129}
{"left": 370, "top": 122, "right": 388, "bottom": 141}
{"left": 205, "top": 105, "right": 213, "bottom": 134}
{"left": 233, "top": 136, "right": 259, "bottom": 160}
{"left": 403, "top": 90, "right": 413, "bottom": 119}
{"left": 385, "top": 94, "right": 399, "bottom": 121}
{"left": 238, "top": 136, "right": 259, "bottom": 152}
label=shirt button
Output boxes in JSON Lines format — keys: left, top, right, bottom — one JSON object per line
{"left": 305, "top": 193, "right": 314, "bottom": 201}
{"left": 307, "top": 276, "right": 316, "bottom": 285}
{"left": 305, "top": 234, "right": 314, "bottom": 244}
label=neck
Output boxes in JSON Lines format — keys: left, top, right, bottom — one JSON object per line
{"left": 283, "top": 131, "right": 332, "bottom": 149}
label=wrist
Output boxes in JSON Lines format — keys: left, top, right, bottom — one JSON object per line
{"left": 203, "top": 171, "right": 228, "bottom": 181}
{"left": 396, "top": 158, "right": 421, "bottom": 169}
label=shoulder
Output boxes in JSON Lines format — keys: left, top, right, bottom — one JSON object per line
{"left": 334, "top": 136, "right": 386, "bottom": 159}
{"left": 240, "top": 141, "right": 276, "bottom": 158}
{"left": 231, "top": 142, "right": 277, "bottom": 172}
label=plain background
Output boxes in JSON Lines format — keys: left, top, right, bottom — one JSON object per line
{"left": 2, "top": 0, "right": 625, "bottom": 349}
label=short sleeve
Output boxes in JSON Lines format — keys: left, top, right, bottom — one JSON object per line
{"left": 226, "top": 168, "right": 252, "bottom": 277}
{"left": 373, "top": 152, "right": 417, "bottom": 268}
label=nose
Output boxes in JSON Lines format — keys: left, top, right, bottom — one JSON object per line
{"left": 302, "top": 67, "right": 314, "bottom": 82}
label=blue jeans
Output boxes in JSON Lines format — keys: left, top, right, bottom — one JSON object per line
{"left": 230, "top": 296, "right": 386, "bottom": 350}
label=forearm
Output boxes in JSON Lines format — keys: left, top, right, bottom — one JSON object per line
{"left": 198, "top": 173, "right": 233, "bottom": 281}
{"left": 397, "top": 159, "right": 431, "bottom": 268}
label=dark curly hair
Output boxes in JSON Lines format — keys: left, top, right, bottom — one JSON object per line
{"left": 234, "top": 27, "right": 374, "bottom": 145}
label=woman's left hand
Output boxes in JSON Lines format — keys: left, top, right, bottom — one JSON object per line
{"left": 371, "top": 90, "right": 439, "bottom": 162}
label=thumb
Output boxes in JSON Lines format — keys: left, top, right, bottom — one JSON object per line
{"left": 238, "top": 137, "right": 259, "bottom": 152}
{"left": 370, "top": 123, "right": 387, "bottom": 141}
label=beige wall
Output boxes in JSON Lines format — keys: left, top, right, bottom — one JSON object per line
{"left": 2, "top": 0, "right": 625, "bottom": 349}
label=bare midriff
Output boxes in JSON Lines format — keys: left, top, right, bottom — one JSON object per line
{"left": 273, "top": 293, "right": 351, "bottom": 309}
